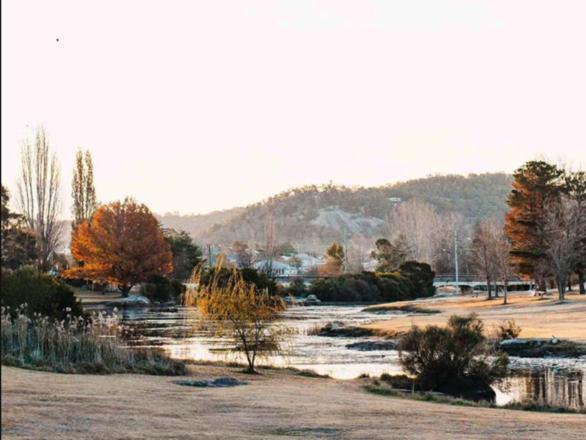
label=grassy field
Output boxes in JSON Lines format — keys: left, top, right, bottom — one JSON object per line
{"left": 3, "top": 365, "right": 586, "bottom": 440}
{"left": 363, "top": 291, "right": 586, "bottom": 342}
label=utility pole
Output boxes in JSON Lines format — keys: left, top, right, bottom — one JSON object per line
{"left": 454, "top": 228, "right": 459, "bottom": 284}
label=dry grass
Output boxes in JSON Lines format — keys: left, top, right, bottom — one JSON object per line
{"left": 363, "top": 291, "right": 586, "bottom": 341}
{"left": 2, "top": 365, "right": 586, "bottom": 439}
{"left": 1, "top": 307, "right": 185, "bottom": 375}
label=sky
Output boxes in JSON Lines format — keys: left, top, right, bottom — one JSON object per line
{"left": 2, "top": 0, "right": 585, "bottom": 216}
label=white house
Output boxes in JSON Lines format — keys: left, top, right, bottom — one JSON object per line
{"left": 253, "top": 260, "right": 298, "bottom": 276}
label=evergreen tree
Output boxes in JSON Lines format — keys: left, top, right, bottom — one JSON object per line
{"left": 504, "top": 161, "right": 563, "bottom": 287}
{"left": 372, "top": 236, "right": 409, "bottom": 272}
{"left": 164, "top": 229, "right": 202, "bottom": 280}
{"left": 1, "top": 185, "right": 37, "bottom": 268}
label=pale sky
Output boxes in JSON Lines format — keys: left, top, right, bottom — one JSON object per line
{"left": 2, "top": 1, "right": 585, "bottom": 216}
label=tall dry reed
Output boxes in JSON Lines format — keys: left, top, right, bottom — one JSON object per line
{"left": 1, "top": 305, "right": 185, "bottom": 375}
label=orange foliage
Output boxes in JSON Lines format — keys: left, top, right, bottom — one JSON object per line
{"left": 65, "top": 199, "right": 172, "bottom": 293}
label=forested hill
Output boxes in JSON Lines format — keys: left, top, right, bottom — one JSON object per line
{"left": 156, "top": 207, "right": 245, "bottom": 239}
{"left": 159, "top": 173, "right": 512, "bottom": 251}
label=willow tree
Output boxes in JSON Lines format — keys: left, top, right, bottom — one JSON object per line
{"left": 71, "top": 149, "right": 97, "bottom": 228}
{"left": 186, "top": 264, "right": 289, "bottom": 374}
{"left": 16, "top": 127, "right": 62, "bottom": 270}
{"left": 504, "top": 161, "right": 563, "bottom": 290}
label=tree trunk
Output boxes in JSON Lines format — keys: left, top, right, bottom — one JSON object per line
{"left": 486, "top": 278, "right": 492, "bottom": 300}
{"left": 578, "top": 271, "right": 585, "bottom": 295}
{"left": 493, "top": 281, "right": 499, "bottom": 298}
{"left": 503, "top": 280, "right": 508, "bottom": 305}
{"left": 539, "top": 278, "right": 547, "bottom": 296}
{"left": 568, "top": 277, "right": 572, "bottom": 292}
{"left": 557, "top": 277, "right": 565, "bottom": 302}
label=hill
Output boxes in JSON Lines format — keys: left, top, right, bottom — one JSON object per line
{"left": 157, "top": 207, "right": 245, "bottom": 239}
{"left": 159, "top": 173, "right": 512, "bottom": 252}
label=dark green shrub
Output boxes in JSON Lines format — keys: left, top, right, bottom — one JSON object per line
{"left": 398, "top": 314, "right": 508, "bottom": 398}
{"left": 288, "top": 278, "right": 306, "bottom": 296}
{"left": 140, "top": 275, "right": 185, "bottom": 303}
{"left": 306, "top": 262, "right": 434, "bottom": 303}
{"left": 399, "top": 261, "right": 436, "bottom": 298}
{"left": 1, "top": 267, "right": 82, "bottom": 319}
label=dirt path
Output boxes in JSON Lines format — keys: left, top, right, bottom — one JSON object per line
{"left": 2, "top": 366, "right": 585, "bottom": 439}
{"left": 364, "top": 291, "right": 586, "bottom": 342}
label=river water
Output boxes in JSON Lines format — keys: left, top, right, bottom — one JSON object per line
{"left": 120, "top": 305, "right": 585, "bottom": 410}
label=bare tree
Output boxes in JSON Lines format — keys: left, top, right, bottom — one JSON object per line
{"left": 16, "top": 128, "right": 62, "bottom": 270}
{"left": 564, "top": 170, "right": 586, "bottom": 294}
{"left": 386, "top": 199, "right": 442, "bottom": 266}
{"left": 386, "top": 199, "right": 463, "bottom": 274}
{"left": 470, "top": 219, "right": 501, "bottom": 300}
{"left": 346, "top": 233, "right": 371, "bottom": 273}
{"left": 493, "top": 227, "right": 514, "bottom": 305}
{"left": 544, "top": 197, "right": 582, "bottom": 301}
{"left": 261, "top": 211, "right": 277, "bottom": 276}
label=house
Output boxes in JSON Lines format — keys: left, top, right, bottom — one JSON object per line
{"left": 253, "top": 260, "right": 298, "bottom": 276}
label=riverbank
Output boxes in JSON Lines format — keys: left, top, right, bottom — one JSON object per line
{"left": 363, "top": 291, "right": 586, "bottom": 342}
{"left": 2, "top": 365, "right": 586, "bottom": 440}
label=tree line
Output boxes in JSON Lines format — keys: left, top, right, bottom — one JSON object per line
{"left": 1, "top": 127, "right": 201, "bottom": 302}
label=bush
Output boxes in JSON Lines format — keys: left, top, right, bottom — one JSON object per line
{"left": 398, "top": 314, "right": 508, "bottom": 399}
{"left": 140, "top": 275, "right": 185, "bottom": 303}
{"left": 1, "top": 267, "right": 82, "bottom": 319}
{"left": 305, "top": 262, "right": 435, "bottom": 303}
{"left": 288, "top": 278, "right": 306, "bottom": 296}
{"left": 1, "top": 307, "right": 186, "bottom": 375}
{"left": 493, "top": 319, "right": 522, "bottom": 341}
{"left": 398, "top": 261, "right": 436, "bottom": 298}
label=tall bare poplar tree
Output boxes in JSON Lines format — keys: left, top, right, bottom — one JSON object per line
{"left": 16, "top": 127, "right": 62, "bottom": 270}
{"left": 71, "top": 149, "right": 97, "bottom": 228}
{"left": 544, "top": 196, "right": 582, "bottom": 301}
{"left": 565, "top": 171, "right": 586, "bottom": 294}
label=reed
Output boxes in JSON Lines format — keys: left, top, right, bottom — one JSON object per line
{"left": 1, "top": 305, "right": 185, "bottom": 375}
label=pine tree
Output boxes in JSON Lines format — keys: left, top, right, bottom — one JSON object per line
{"left": 504, "top": 161, "right": 563, "bottom": 288}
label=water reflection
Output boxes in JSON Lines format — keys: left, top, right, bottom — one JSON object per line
{"left": 120, "top": 306, "right": 585, "bottom": 409}
{"left": 495, "top": 368, "right": 585, "bottom": 410}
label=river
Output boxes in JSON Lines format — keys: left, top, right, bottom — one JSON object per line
{"left": 120, "top": 305, "right": 585, "bottom": 410}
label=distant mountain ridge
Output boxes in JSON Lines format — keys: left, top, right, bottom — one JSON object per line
{"left": 158, "top": 173, "right": 513, "bottom": 252}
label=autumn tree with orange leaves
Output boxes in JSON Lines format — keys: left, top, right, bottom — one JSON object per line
{"left": 65, "top": 199, "right": 172, "bottom": 295}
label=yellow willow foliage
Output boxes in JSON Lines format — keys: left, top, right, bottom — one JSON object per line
{"left": 184, "top": 258, "right": 291, "bottom": 373}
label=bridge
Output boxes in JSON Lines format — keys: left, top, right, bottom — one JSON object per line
{"left": 433, "top": 274, "right": 532, "bottom": 290}
{"left": 271, "top": 273, "right": 533, "bottom": 291}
